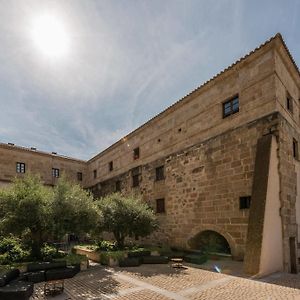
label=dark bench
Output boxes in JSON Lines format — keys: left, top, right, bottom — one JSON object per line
{"left": 0, "top": 269, "right": 34, "bottom": 300}
{"left": 0, "top": 261, "right": 79, "bottom": 300}
{"left": 23, "top": 261, "right": 79, "bottom": 283}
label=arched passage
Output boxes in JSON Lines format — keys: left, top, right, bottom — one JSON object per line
{"left": 188, "top": 230, "right": 231, "bottom": 254}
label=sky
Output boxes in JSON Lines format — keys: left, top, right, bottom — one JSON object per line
{"left": 0, "top": 0, "right": 299, "bottom": 160}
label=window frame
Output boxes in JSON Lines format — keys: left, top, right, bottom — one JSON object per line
{"left": 293, "top": 138, "right": 298, "bottom": 160}
{"left": 286, "top": 93, "right": 293, "bottom": 113}
{"left": 115, "top": 180, "right": 121, "bottom": 192}
{"left": 77, "top": 172, "right": 83, "bottom": 181}
{"left": 93, "top": 169, "right": 97, "bottom": 179}
{"left": 133, "top": 147, "right": 140, "bottom": 160}
{"left": 52, "top": 168, "right": 60, "bottom": 178}
{"left": 109, "top": 161, "right": 113, "bottom": 172}
{"left": 222, "top": 95, "right": 239, "bottom": 118}
{"left": 16, "top": 162, "right": 25, "bottom": 173}
{"left": 132, "top": 174, "right": 140, "bottom": 187}
{"left": 155, "top": 165, "right": 165, "bottom": 181}
{"left": 156, "top": 198, "right": 166, "bottom": 213}
{"left": 239, "top": 196, "right": 251, "bottom": 209}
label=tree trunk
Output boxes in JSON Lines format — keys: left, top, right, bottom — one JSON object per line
{"left": 31, "top": 231, "right": 42, "bottom": 259}
{"left": 114, "top": 231, "right": 125, "bottom": 249}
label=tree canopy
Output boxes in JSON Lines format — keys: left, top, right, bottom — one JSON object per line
{"left": 97, "top": 193, "right": 158, "bottom": 249}
{"left": 0, "top": 174, "right": 98, "bottom": 258}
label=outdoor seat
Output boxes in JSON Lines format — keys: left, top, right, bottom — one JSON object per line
{"left": 0, "top": 269, "right": 33, "bottom": 300}
{"left": 142, "top": 255, "right": 169, "bottom": 264}
{"left": 45, "top": 265, "right": 78, "bottom": 281}
{"left": 119, "top": 257, "right": 141, "bottom": 267}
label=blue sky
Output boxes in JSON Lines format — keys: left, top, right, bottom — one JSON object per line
{"left": 0, "top": 0, "right": 299, "bottom": 160}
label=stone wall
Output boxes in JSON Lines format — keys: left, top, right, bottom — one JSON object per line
{"left": 0, "top": 144, "right": 87, "bottom": 186}
{"left": 91, "top": 113, "right": 280, "bottom": 259}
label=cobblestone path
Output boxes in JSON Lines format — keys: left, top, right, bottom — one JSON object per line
{"left": 31, "top": 264, "right": 300, "bottom": 300}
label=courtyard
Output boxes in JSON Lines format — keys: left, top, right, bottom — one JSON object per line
{"left": 31, "top": 263, "right": 300, "bottom": 300}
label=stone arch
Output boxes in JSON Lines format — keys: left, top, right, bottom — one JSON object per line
{"left": 186, "top": 225, "right": 238, "bottom": 257}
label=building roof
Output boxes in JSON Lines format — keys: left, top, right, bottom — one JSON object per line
{"left": 0, "top": 142, "right": 86, "bottom": 163}
{"left": 88, "top": 33, "right": 299, "bottom": 162}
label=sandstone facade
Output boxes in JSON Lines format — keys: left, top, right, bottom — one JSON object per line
{"left": 0, "top": 33, "right": 299, "bottom": 275}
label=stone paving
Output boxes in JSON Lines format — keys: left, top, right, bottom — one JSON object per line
{"left": 30, "top": 264, "right": 300, "bottom": 300}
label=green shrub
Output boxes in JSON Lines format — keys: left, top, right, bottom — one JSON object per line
{"left": 59, "top": 253, "right": 87, "bottom": 266}
{"left": 40, "top": 244, "right": 65, "bottom": 261}
{"left": 97, "top": 240, "right": 117, "bottom": 251}
{"left": 0, "top": 236, "right": 30, "bottom": 264}
{"left": 100, "top": 251, "right": 125, "bottom": 265}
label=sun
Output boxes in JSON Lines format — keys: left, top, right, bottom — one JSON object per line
{"left": 31, "top": 15, "right": 69, "bottom": 58}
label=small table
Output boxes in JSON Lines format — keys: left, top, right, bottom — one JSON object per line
{"left": 44, "top": 280, "right": 64, "bottom": 296}
{"left": 171, "top": 258, "right": 183, "bottom": 268}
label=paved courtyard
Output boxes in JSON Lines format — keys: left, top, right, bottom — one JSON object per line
{"left": 31, "top": 264, "right": 300, "bottom": 300}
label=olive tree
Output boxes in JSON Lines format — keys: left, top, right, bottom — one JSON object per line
{"left": 0, "top": 175, "right": 53, "bottom": 258}
{"left": 0, "top": 174, "right": 99, "bottom": 259}
{"left": 51, "top": 176, "right": 99, "bottom": 240}
{"left": 97, "top": 193, "right": 158, "bottom": 249}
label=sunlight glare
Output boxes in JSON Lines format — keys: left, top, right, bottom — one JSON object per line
{"left": 31, "top": 15, "right": 69, "bottom": 58}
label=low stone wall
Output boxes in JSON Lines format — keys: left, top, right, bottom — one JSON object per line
{"left": 75, "top": 247, "right": 101, "bottom": 263}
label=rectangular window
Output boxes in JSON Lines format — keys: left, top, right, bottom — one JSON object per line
{"left": 16, "top": 162, "right": 25, "bottom": 173}
{"left": 155, "top": 166, "right": 165, "bottom": 181}
{"left": 156, "top": 198, "right": 165, "bottom": 213}
{"left": 116, "top": 180, "right": 121, "bottom": 192}
{"left": 133, "top": 147, "right": 140, "bottom": 160}
{"left": 223, "top": 95, "right": 239, "bottom": 118}
{"left": 239, "top": 196, "right": 251, "bottom": 209}
{"left": 93, "top": 169, "right": 97, "bottom": 179}
{"left": 109, "top": 161, "right": 113, "bottom": 171}
{"left": 52, "top": 168, "right": 59, "bottom": 178}
{"left": 77, "top": 172, "right": 83, "bottom": 181}
{"left": 293, "top": 139, "right": 298, "bottom": 159}
{"left": 132, "top": 174, "right": 139, "bottom": 187}
{"left": 287, "top": 94, "right": 293, "bottom": 113}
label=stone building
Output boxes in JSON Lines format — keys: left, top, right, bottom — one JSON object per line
{"left": 0, "top": 33, "right": 299, "bottom": 276}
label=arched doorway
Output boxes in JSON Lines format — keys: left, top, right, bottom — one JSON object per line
{"left": 188, "top": 230, "right": 231, "bottom": 254}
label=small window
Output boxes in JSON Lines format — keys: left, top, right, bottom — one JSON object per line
{"left": 93, "top": 169, "right": 97, "bottom": 179}
{"left": 155, "top": 166, "right": 165, "bottom": 181}
{"left": 287, "top": 94, "right": 293, "bottom": 113}
{"left": 16, "top": 162, "right": 25, "bottom": 173}
{"left": 132, "top": 174, "right": 139, "bottom": 187}
{"left": 77, "top": 172, "right": 83, "bottom": 181}
{"left": 223, "top": 95, "right": 239, "bottom": 118}
{"left": 133, "top": 147, "right": 140, "bottom": 160}
{"left": 293, "top": 139, "right": 298, "bottom": 159}
{"left": 156, "top": 198, "right": 165, "bottom": 213}
{"left": 239, "top": 196, "right": 251, "bottom": 209}
{"left": 116, "top": 180, "right": 121, "bottom": 192}
{"left": 52, "top": 168, "right": 60, "bottom": 178}
{"left": 109, "top": 161, "right": 113, "bottom": 171}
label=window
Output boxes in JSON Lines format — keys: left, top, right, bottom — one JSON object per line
{"left": 132, "top": 174, "right": 139, "bottom": 187}
{"left": 239, "top": 196, "right": 251, "bottom": 209}
{"left": 16, "top": 162, "right": 25, "bottom": 173}
{"left": 293, "top": 139, "right": 298, "bottom": 159}
{"left": 223, "top": 95, "right": 239, "bottom": 118}
{"left": 133, "top": 147, "right": 140, "bottom": 160}
{"left": 93, "top": 169, "right": 97, "bottom": 179}
{"left": 77, "top": 172, "right": 83, "bottom": 181}
{"left": 116, "top": 180, "right": 121, "bottom": 192}
{"left": 109, "top": 161, "right": 113, "bottom": 171}
{"left": 156, "top": 198, "right": 165, "bottom": 213}
{"left": 155, "top": 166, "right": 165, "bottom": 181}
{"left": 287, "top": 94, "right": 293, "bottom": 113}
{"left": 52, "top": 168, "right": 59, "bottom": 178}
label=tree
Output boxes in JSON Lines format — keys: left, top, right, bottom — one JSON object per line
{"left": 51, "top": 176, "right": 99, "bottom": 240}
{"left": 0, "top": 175, "right": 53, "bottom": 258}
{"left": 97, "top": 193, "right": 158, "bottom": 249}
{"left": 0, "top": 174, "right": 99, "bottom": 259}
